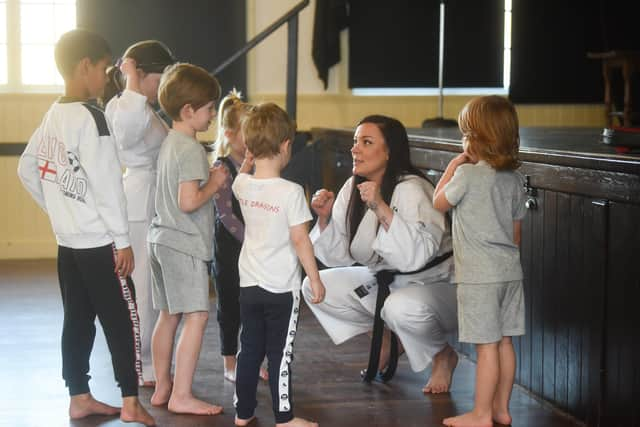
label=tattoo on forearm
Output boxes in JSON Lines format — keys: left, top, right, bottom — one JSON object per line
{"left": 367, "top": 201, "right": 378, "bottom": 211}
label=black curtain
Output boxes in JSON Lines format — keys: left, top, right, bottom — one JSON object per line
{"left": 77, "top": 0, "right": 247, "bottom": 97}
{"left": 443, "top": 0, "right": 503, "bottom": 87}
{"left": 348, "top": 0, "right": 504, "bottom": 88}
{"left": 592, "top": 0, "right": 640, "bottom": 114}
{"left": 509, "top": 0, "right": 603, "bottom": 103}
{"left": 312, "top": 0, "right": 348, "bottom": 89}
{"left": 348, "top": 0, "right": 439, "bottom": 88}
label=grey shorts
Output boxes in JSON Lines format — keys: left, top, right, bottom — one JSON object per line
{"left": 457, "top": 280, "right": 525, "bottom": 344}
{"left": 148, "top": 242, "right": 210, "bottom": 314}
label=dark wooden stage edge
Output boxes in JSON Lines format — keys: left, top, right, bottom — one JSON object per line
{"left": 310, "top": 126, "right": 640, "bottom": 427}
{"left": 0, "top": 143, "right": 27, "bottom": 156}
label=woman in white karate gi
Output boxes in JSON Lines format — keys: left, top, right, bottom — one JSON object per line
{"left": 302, "top": 115, "right": 458, "bottom": 393}
{"left": 105, "top": 40, "right": 175, "bottom": 386}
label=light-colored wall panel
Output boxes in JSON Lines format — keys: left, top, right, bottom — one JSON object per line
{"left": 1, "top": 94, "right": 60, "bottom": 259}
{"left": 255, "top": 93, "right": 606, "bottom": 130}
{"left": 248, "top": 0, "right": 340, "bottom": 96}
{"left": 0, "top": 157, "right": 57, "bottom": 259}
{"left": 0, "top": 94, "right": 58, "bottom": 141}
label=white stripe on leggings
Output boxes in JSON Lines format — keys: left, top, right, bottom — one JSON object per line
{"left": 277, "top": 289, "right": 300, "bottom": 413}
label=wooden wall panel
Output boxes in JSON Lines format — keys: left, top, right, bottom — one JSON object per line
{"left": 517, "top": 197, "right": 534, "bottom": 388}
{"left": 567, "top": 195, "right": 585, "bottom": 417}
{"left": 542, "top": 190, "right": 558, "bottom": 401}
{"left": 555, "top": 192, "right": 571, "bottom": 411}
{"left": 603, "top": 202, "right": 640, "bottom": 427}
{"left": 584, "top": 199, "right": 608, "bottom": 426}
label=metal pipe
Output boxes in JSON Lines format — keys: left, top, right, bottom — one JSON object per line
{"left": 438, "top": 0, "right": 445, "bottom": 118}
{"left": 286, "top": 15, "right": 299, "bottom": 120}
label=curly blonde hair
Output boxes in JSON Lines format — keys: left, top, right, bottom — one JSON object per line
{"left": 213, "top": 88, "right": 253, "bottom": 159}
{"left": 458, "top": 96, "right": 520, "bottom": 170}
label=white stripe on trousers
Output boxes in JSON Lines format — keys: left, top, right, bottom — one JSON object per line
{"left": 278, "top": 289, "right": 300, "bottom": 412}
{"left": 112, "top": 245, "right": 143, "bottom": 386}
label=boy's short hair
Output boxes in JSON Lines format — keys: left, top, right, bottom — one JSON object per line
{"left": 54, "top": 29, "right": 112, "bottom": 80}
{"left": 242, "top": 103, "right": 296, "bottom": 159}
{"left": 158, "top": 63, "right": 221, "bottom": 121}
{"left": 458, "top": 95, "right": 520, "bottom": 170}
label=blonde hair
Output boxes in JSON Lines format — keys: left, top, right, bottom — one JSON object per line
{"left": 213, "top": 89, "right": 252, "bottom": 159}
{"left": 458, "top": 95, "right": 520, "bottom": 170}
{"left": 242, "top": 102, "right": 296, "bottom": 159}
{"left": 158, "top": 63, "right": 221, "bottom": 121}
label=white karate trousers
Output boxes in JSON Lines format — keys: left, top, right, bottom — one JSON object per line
{"left": 302, "top": 266, "right": 457, "bottom": 372}
{"left": 129, "top": 221, "right": 158, "bottom": 383}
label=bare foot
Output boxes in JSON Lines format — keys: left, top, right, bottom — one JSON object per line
{"left": 168, "top": 395, "right": 223, "bottom": 415}
{"left": 150, "top": 381, "right": 172, "bottom": 406}
{"left": 378, "top": 334, "right": 391, "bottom": 372}
{"left": 121, "top": 396, "right": 156, "bottom": 426}
{"left": 276, "top": 416, "right": 319, "bottom": 427}
{"left": 224, "top": 355, "right": 237, "bottom": 383}
{"left": 68, "top": 393, "right": 120, "bottom": 419}
{"left": 492, "top": 410, "right": 512, "bottom": 426}
{"left": 423, "top": 344, "right": 458, "bottom": 394}
{"left": 224, "top": 370, "right": 236, "bottom": 383}
{"left": 235, "top": 415, "right": 257, "bottom": 426}
{"left": 225, "top": 366, "right": 267, "bottom": 383}
{"left": 259, "top": 367, "right": 269, "bottom": 381}
{"left": 442, "top": 412, "right": 492, "bottom": 427}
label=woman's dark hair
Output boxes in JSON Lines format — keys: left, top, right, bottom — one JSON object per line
{"left": 346, "top": 115, "right": 428, "bottom": 247}
{"left": 103, "top": 40, "right": 176, "bottom": 105}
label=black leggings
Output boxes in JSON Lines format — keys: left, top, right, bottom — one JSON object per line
{"left": 235, "top": 286, "right": 300, "bottom": 424}
{"left": 214, "top": 226, "right": 242, "bottom": 356}
{"left": 57, "top": 244, "right": 141, "bottom": 397}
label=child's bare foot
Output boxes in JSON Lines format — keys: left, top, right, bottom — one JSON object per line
{"left": 168, "top": 395, "right": 223, "bottom": 415}
{"left": 224, "top": 369, "right": 237, "bottom": 383}
{"left": 443, "top": 412, "right": 492, "bottom": 427}
{"left": 121, "top": 396, "right": 156, "bottom": 426}
{"left": 423, "top": 344, "right": 458, "bottom": 394}
{"left": 276, "top": 416, "right": 319, "bottom": 427}
{"left": 235, "top": 415, "right": 257, "bottom": 426}
{"left": 69, "top": 393, "right": 120, "bottom": 419}
{"left": 492, "top": 410, "right": 512, "bottom": 425}
{"left": 150, "top": 381, "right": 172, "bottom": 406}
{"left": 259, "top": 367, "right": 269, "bottom": 381}
{"left": 224, "top": 355, "right": 237, "bottom": 382}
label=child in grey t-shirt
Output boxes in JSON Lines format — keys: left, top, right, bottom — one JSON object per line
{"left": 433, "top": 96, "right": 526, "bottom": 427}
{"left": 147, "top": 63, "right": 228, "bottom": 416}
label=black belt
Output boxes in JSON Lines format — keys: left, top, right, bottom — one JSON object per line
{"left": 362, "top": 250, "right": 453, "bottom": 383}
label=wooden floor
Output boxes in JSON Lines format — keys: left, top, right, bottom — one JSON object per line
{"left": 0, "top": 260, "right": 583, "bottom": 427}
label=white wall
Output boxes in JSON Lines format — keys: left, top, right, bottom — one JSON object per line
{"left": 247, "top": 0, "right": 342, "bottom": 96}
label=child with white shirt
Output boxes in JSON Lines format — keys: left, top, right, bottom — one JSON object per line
{"left": 232, "top": 103, "right": 325, "bottom": 427}
{"left": 105, "top": 39, "right": 176, "bottom": 387}
{"left": 17, "top": 29, "right": 154, "bottom": 426}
